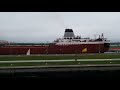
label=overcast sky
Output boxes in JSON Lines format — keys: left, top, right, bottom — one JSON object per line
{"left": 0, "top": 12, "right": 120, "bottom": 43}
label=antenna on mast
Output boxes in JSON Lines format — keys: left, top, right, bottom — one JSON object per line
{"left": 101, "top": 33, "right": 104, "bottom": 38}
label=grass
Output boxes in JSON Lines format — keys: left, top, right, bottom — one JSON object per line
{"left": 0, "top": 54, "right": 120, "bottom": 67}
{"left": 0, "top": 54, "right": 120, "bottom": 61}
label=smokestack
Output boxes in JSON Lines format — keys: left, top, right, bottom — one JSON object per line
{"left": 64, "top": 29, "right": 75, "bottom": 37}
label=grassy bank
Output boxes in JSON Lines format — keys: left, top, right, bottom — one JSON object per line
{"left": 0, "top": 54, "right": 120, "bottom": 61}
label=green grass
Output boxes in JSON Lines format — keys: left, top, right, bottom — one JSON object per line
{"left": 0, "top": 54, "right": 120, "bottom": 61}
{"left": 0, "top": 54, "right": 120, "bottom": 67}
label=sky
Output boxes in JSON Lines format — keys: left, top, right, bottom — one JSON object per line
{"left": 0, "top": 12, "right": 120, "bottom": 43}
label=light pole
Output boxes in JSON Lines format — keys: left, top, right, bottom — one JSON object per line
{"left": 46, "top": 41, "right": 48, "bottom": 55}
{"left": 99, "top": 35, "right": 100, "bottom": 53}
{"left": 9, "top": 42, "right": 11, "bottom": 55}
{"left": 46, "top": 47, "right": 48, "bottom": 55}
{"left": 60, "top": 48, "right": 61, "bottom": 54}
{"left": 75, "top": 49, "right": 77, "bottom": 62}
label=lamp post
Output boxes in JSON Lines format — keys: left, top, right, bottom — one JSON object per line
{"left": 9, "top": 42, "right": 11, "bottom": 55}
{"left": 46, "top": 41, "right": 48, "bottom": 55}
{"left": 75, "top": 49, "right": 77, "bottom": 62}
{"left": 99, "top": 35, "right": 100, "bottom": 53}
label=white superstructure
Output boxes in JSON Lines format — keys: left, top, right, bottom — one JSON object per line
{"left": 53, "top": 29, "right": 110, "bottom": 45}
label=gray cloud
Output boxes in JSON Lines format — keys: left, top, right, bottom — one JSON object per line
{"left": 0, "top": 12, "right": 120, "bottom": 42}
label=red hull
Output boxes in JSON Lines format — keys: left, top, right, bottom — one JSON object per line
{"left": 0, "top": 44, "right": 109, "bottom": 55}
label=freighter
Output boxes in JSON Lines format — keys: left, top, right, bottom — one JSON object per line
{"left": 0, "top": 29, "right": 110, "bottom": 55}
